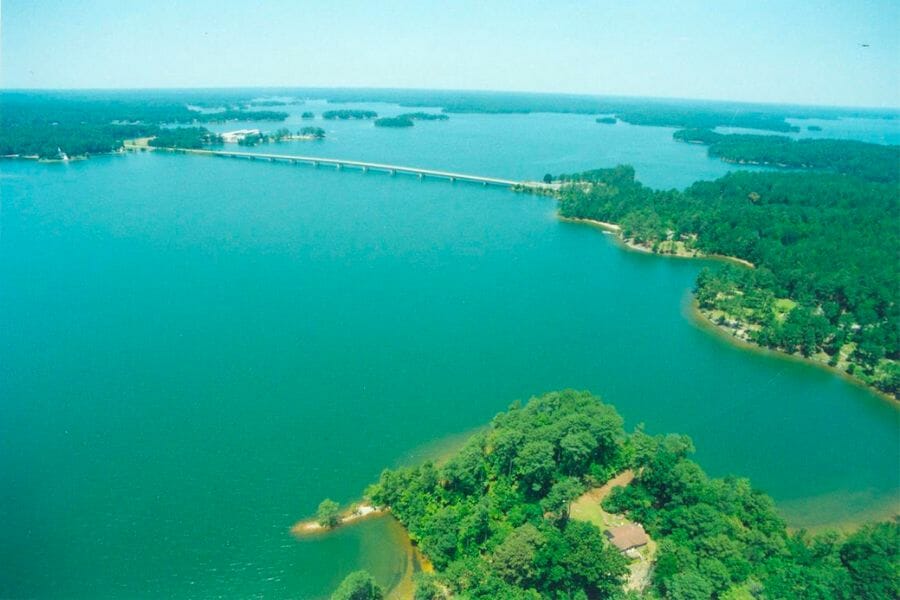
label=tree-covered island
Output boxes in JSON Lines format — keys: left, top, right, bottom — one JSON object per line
{"left": 323, "top": 390, "right": 898, "bottom": 599}
{"left": 374, "top": 116, "right": 415, "bottom": 128}
{"left": 375, "top": 112, "right": 449, "bottom": 128}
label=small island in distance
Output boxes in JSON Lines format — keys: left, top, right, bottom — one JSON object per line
{"left": 374, "top": 115, "right": 414, "bottom": 128}
{"left": 375, "top": 112, "right": 450, "bottom": 128}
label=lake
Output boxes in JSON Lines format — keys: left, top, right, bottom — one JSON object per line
{"left": 1, "top": 102, "right": 897, "bottom": 598}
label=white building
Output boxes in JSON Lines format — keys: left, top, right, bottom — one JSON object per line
{"left": 221, "top": 129, "right": 261, "bottom": 143}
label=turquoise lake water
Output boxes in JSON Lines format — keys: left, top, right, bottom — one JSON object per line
{"left": 2, "top": 103, "right": 898, "bottom": 598}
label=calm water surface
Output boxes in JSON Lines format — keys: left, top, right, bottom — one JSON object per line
{"left": 2, "top": 106, "right": 898, "bottom": 598}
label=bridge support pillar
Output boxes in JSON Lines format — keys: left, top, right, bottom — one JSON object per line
{"left": 390, "top": 169, "right": 396, "bottom": 176}
{"left": 418, "top": 173, "right": 424, "bottom": 180}
{"left": 336, "top": 163, "right": 342, "bottom": 171}
{"left": 450, "top": 177, "right": 456, "bottom": 183}
{"left": 313, "top": 161, "right": 319, "bottom": 167}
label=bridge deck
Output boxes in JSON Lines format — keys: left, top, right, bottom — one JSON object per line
{"left": 174, "top": 148, "right": 533, "bottom": 188}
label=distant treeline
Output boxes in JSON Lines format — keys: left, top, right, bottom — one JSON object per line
{"left": 398, "top": 112, "right": 449, "bottom": 121}
{"left": 284, "top": 88, "right": 898, "bottom": 132}
{"left": 674, "top": 129, "right": 900, "bottom": 183}
{"left": 0, "top": 92, "right": 286, "bottom": 159}
{"left": 199, "top": 109, "right": 288, "bottom": 122}
{"left": 247, "top": 100, "right": 289, "bottom": 107}
{"left": 554, "top": 165, "right": 899, "bottom": 396}
{"left": 322, "top": 109, "right": 378, "bottom": 120}
{"left": 375, "top": 112, "right": 449, "bottom": 128}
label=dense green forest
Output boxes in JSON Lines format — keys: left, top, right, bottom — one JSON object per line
{"left": 374, "top": 116, "right": 415, "bottom": 128}
{"left": 330, "top": 391, "right": 898, "bottom": 599}
{"left": 147, "top": 127, "right": 222, "bottom": 149}
{"left": 0, "top": 121, "right": 158, "bottom": 159}
{"left": 553, "top": 166, "right": 899, "bottom": 397}
{"left": 322, "top": 109, "right": 378, "bottom": 120}
{"left": 673, "top": 129, "right": 900, "bottom": 183}
{"left": 0, "top": 92, "right": 285, "bottom": 159}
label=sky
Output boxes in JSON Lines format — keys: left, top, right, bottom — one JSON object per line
{"left": 2, "top": 0, "right": 898, "bottom": 108}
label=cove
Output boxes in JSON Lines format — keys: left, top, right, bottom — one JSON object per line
{"left": 1, "top": 107, "right": 897, "bottom": 599}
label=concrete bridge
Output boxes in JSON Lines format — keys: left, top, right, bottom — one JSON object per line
{"left": 165, "top": 147, "right": 551, "bottom": 190}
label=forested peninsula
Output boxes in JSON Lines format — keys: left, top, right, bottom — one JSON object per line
{"left": 546, "top": 134, "right": 899, "bottom": 398}
{"left": 325, "top": 390, "right": 898, "bottom": 599}
{"left": 673, "top": 129, "right": 900, "bottom": 183}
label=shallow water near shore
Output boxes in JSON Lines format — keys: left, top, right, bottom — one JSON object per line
{"left": 1, "top": 104, "right": 898, "bottom": 598}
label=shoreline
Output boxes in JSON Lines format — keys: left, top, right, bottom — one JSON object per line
{"left": 558, "top": 216, "right": 756, "bottom": 268}
{"left": 290, "top": 503, "right": 386, "bottom": 537}
{"left": 290, "top": 506, "right": 432, "bottom": 599}
{"left": 560, "top": 215, "right": 893, "bottom": 402}
{"left": 688, "top": 300, "right": 897, "bottom": 404}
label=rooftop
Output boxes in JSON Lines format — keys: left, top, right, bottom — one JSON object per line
{"left": 605, "top": 523, "right": 650, "bottom": 551}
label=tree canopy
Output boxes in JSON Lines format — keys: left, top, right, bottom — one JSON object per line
{"left": 148, "top": 127, "right": 222, "bottom": 149}
{"left": 331, "top": 570, "right": 384, "bottom": 600}
{"left": 317, "top": 498, "right": 341, "bottom": 528}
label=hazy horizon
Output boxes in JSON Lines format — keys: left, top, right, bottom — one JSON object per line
{"left": 4, "top": 85, "right": 900, "bottom": 114}
{"left": 2, "top": 0, "right": 898, "bottom": 109}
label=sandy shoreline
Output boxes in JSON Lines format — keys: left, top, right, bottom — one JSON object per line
{"left": 290, "top": 504, "right": 385, "bottom": 536}
{"left": 688, "top": 300, "right": 896, "bottom": 404}
{"left": 558, "top": 216, "right": 755, "bottom": 268}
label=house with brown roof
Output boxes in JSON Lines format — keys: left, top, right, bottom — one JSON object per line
{"left": 604, "top": 523, "right": 650, "bottom": 552}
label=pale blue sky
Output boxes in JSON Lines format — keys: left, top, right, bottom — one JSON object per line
{"left": 2, "top": 0, "right": 898, "bottom": 107}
